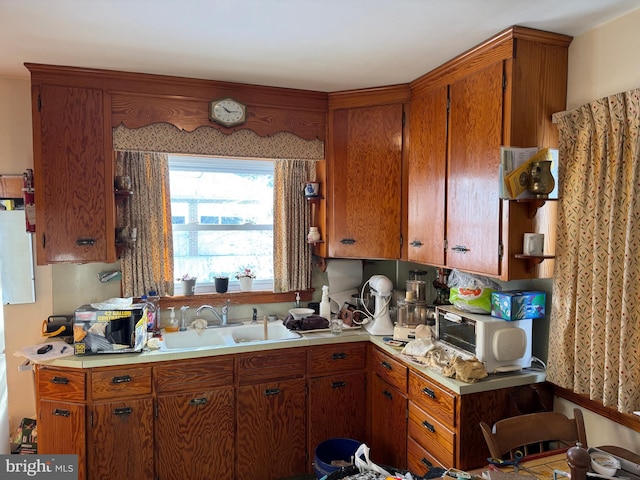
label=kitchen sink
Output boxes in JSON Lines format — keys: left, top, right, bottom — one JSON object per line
{"left": 230, "top": 322, "right": 302, "bottom": 343}
{"left": 161, "top": 321, "right": 302, "bottom": 350}
{"left": 161, "top": 328, "right": 232, "bottom": 350}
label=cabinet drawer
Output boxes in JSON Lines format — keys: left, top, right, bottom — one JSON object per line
{"left": 408, "top": 402, "right": 455, "bottom": 468}
{"left": 237, "top": 348, "right": 307, "bottom": 385}
{"left": 37, "top": 367, "right": 86, "bottom": 402}
{"left": 371, "top": 347, "right": 407, "bottom": 391}
{"left": 91, "top": 366, "right": 152, "bottom": 400}
{"left": 308, "top": 343, "right": 366, "bottom": 376}
{"left": 407, "top": 437, "right": 445, "bottom": 475}
{"left": 155, "top": 356, "right": 233, "bottom": 393}
{"left": 408, "top": 370, "right": 456, "bottom": 426}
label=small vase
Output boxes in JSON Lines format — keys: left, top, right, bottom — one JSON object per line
{"left": 181, "top": 279, "right": 196, "bottom": 296}
{"left": 239, "top": 277, "right": 253, "bottom": 291}
{"left": 307, "top": 226, "right": 321, "bottom": 243}
{"left": 527, "top": 160, "right": 555, "bottom": 198}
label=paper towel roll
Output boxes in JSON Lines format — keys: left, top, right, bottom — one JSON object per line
{"left": 326, "top": 259, "right": 363, "bottom": 313}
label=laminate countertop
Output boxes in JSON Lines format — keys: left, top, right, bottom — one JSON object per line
{"left": 36, "top": 325, "right": 546, "bottom": 395}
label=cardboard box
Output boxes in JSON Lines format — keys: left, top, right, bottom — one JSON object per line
{"left": 73, "top": 304, "right": 148, "bottom": 355}
{"left": 491, "top": 290, "right": 546, "bottom": 320}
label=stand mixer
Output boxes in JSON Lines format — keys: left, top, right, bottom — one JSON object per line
{"left": 360, "top": 275, "right": 394, "bottom": 335}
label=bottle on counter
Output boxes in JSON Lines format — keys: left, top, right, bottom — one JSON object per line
{"left": 165, "top": 307, "right": 178, "bottom": 332}
{"left": 320, "top": 285, "right": 331, "bottom": 320}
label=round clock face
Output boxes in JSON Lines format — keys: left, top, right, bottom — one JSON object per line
{"left": 210, "top": 98, "right": 246, "bottom": 127}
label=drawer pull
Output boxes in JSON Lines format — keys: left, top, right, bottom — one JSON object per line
{"left": 383, "top": 390, "right": 393, "bottom": 400}
{"left": 189, "top": 397, "right": 208, "bottom": 406}
{"left": 332, "top": 352, "right": 347, "bottom": 360}
{"left": 410, "top": 240, "right": 424, "bottom": 247}
{"left": 421, "top": 457, "right": 433, "bottom": 468}
{"left": 265, "top": 388, "right": 281, "bottom": 396}
{"left": 340, "top": 238, "right": 356, "bottom": 245}
{"left": 52, "top": 409, "right": 70, "bottom": 417}
{"left": 50, "top": 376, "right": 69, "bottom": 385}
{"left": 422, "top": 387, "right": 436, "bottom": 399}
{"left": 381, "top": 361, "right": 392, "bottom": 370}
{"left": 114, "top": 407, "right": 133, "bottom": 416}
{"left": 422, "top": 420, "right": 436, "bottom": 433}
{"left": 331, "top": 381, "right": 346, "bottom": 389}
{"left": 452, "top": 245, "right": 470, "bottom": 253}
{"left": 76, "top": 238, "right": 96, "bottom": 246}
{"left": 111, "top": 375, "right": 132, "bottom": 384}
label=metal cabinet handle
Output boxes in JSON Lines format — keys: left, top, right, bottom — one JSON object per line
{"left": 452, "top": 245, "right": 470, "bottom": 253}
{"left": 50, "top": 376, "right": 69, "bottom": 385}
{"left": 189, "top": 397, "right": 208, "bottom": 406}
{"left": 52, "top": 409, "right": 70, "bottom": 417}
{"left": 113, "top": 407, "right": 132, "bottom": 416}
{"left": 111, "top": 375, "right": 132, "bottom": 384}
{"left": 422, "top": 420, "right": 436, "bottom": 433}
{"left": 383, "top": 390, "right": 393, "bottom": 400}
{"left": 422, "top": 387, "right": 436, "bottom": 399}
{"left": 76, "top": 238, "right": 96, "bottom": 246}
{"left": 381, "top": 361, "right": 392, "bottom": 370}
{"left": 421, "top": 457, "right": 433, "bottom": 468}
{"left": 331, "top": 381, "right": 346, "bottom": 389}
{"left": 340, "top": 238, "right": 356, "bottom": 245}
{"left": 265, "top": 388, "right": 281, "bottom": 396}
{"left": 410, "top": 240, "right": 423, "bottom": 247}
{"left": 332, "top": 352, "right": 347, "bottom": 360}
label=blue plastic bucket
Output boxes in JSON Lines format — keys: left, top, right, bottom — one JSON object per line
{"left": 313, "top": 438, "right": 361, "bottom": 479}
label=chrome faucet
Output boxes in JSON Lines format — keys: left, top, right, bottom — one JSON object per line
{"left": 179, "top": 305, "right": 189, "bottom": 331}
{"left": 196, "top": 299, "right": 230, "bottom": 326}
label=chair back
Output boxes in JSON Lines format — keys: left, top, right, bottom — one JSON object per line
{"left": 480, "top": 408, "right": 587, "bottom": 459}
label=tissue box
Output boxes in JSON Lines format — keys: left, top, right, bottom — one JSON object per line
{"left": 491, "top": 290, "right": 546, "bottom": 320}
{"left": 73, "top": 304, "right": 148, "bottom": 355}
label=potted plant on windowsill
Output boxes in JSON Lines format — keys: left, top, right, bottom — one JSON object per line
{"left": 236, "top": 268, "right": 255, "bottom": 292}
{"left": 178, "top": 274, "right": 197, "bottom": 296}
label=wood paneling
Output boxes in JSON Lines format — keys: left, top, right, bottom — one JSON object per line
{"left": 0, "top": 175, "right": 22, "bottom": 198}
{"left": 154, "top": 356, "right": 233, "bottom": 393}
{"left": 236, "top": 348, "right": 307, "bottom": 385}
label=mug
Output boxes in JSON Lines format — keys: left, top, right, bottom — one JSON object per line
{"left": 304, "top": 182, "right": 320, "bottom": 197}
{"left": 523, "top": 233, "right": 544, "bottom": 256}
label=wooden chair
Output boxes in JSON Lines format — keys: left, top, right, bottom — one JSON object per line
{"left": 480, "top": 408, "right": 587, "bottom": 460}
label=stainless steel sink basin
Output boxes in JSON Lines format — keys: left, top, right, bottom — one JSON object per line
{"left": 231, "top": 322, "right": 303, "bottom": 343}
{"left": 161, "top": 328, "right": 232, "bottom": 350}
{"left": 161, "top": 321, "right": 302, "bottom": 350}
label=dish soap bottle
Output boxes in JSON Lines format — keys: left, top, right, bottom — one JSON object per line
{"left": 165, "top": 307, "right": 179, "bottom": 332}
{"left": 320, "top": 285, "right": 331, "bottom": 320}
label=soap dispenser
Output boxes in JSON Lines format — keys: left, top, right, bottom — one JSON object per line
{"left": 320, "top": 285, "right": 331, "bottom": 320}
{"left": 165, "top": 307, "right": 178, "bottom": 332}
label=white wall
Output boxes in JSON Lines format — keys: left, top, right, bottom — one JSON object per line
{"left": 0, "top": 77, "right": 53, "bottom": 437}
{"left": 556, "top": 6, "right": 640, "bottom": 452}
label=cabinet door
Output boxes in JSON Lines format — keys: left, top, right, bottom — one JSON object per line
{"left": 156, "top": 388, "right": 235, "bottom": 480}
{"left": 329, "top": 104, "right": 403, "bottom": 259}
{"left": 35, "top": 84, "right": 114, "bottom": 264}
{"left": 237, "top": 379, "right": 307, "bottom": 480}
{"left": 447, "top": 62, "right": 504, "bottom": 275}
{"left": 407, "top": 85, "right": 448, "bottom": 265}
{"left": 370, "top": 374, "right": 407, "bottom": 470}
{"left": 308, "top": 372, "right": 366, "bottom": 458}
{"left": 38, "top": 400, "right": 87, "bottom": 480}
{"left": 89, "top": 398, "right": 154, "bottom": 480}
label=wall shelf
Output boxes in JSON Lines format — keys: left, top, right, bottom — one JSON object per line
{"left": 514, "top": 253, "right": 556, "bottom": 272}
{"left": 515, "top": 197, "right": 559, "bottom": 219}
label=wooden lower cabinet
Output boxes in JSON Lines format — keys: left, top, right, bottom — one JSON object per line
{"left": 237, "top": 379, "right": 307, "bottom": 480}
{"left": 370, "top": 374, "right": 407, "bottom": 470}
{"left": 89, "top": 398, "right": 154, "bottom": 480}
{"left": 155, "top": 389, "right": 235, "bottom": 480}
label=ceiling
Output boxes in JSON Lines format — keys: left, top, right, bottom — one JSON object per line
{"left": 1, "top": 0, "right": 639, "bottom": 92}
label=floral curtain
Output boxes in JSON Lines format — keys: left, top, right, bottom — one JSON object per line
{"left": 116, "top": 151, "right": 174, "bottom": 297}
{"left": 273, "top": 159, "right": 315, "bottom": 292}
{"left": 548, "top": 88, "right": 640, "bottom": 414}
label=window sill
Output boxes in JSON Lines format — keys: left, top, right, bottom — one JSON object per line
{"left": 158, "top": 288, "right": 315, "bottom": 309}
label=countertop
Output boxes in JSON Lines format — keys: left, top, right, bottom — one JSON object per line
{"left": 38, "top": 327, "right": 545, "bottom": 395}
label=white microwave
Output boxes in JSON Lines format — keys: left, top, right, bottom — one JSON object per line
{"left": 435, "top": 305, "right": 533, "bottom": 374}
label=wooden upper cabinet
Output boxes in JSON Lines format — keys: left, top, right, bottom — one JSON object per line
{"left": 32, "top": 84, "right": 115, "bottom": 264}
{"left": 446, "top": 61, "right": 504, "bottom": 275}
{"left": 328, "top": 103, "right": 403, "bottom": 259}
{"left": 407, "top": 85, "right": 448, "bottom": 265}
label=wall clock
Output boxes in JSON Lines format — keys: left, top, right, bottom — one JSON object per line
{"left": 209, "top": 97, "right": 247, "bottom": 127}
